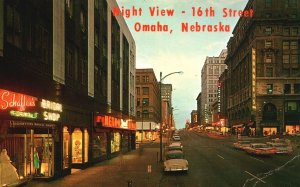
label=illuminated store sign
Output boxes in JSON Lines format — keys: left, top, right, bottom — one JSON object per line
{"left": 41, "top": 99, "right": 62, "bottom": 121}
{"left": 10, "top": 110, "right": 38, "bottom": 119}
{"left": 43, "top": 111, "right": 60, "bottom": 121}
{"left": 0, "top": 89, "right": 37, "bottom": 111}
{"left": 251, "top": 48, "right": 256, "bottom": 110}
{"left": 41, "top": 99, "right": 62, "bottom": 112}
{"left": 96, "top": 115, "right": 136, "bottom": 130}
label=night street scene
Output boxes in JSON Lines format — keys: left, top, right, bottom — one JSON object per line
{"left": 0, "top": 0, "right": 300, "bottom": 187}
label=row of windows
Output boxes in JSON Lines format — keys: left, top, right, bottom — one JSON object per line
{"left": 136, "top": 87, "right": 149, "bottom": 95}
{"left": 265, "top": 0, "right": 297, "bottom": 8}
{"left": 266, "top": 83, "right": 300, "bottom": 94}
{"left": 265, "top": 40, "right": 299, "bottom": 49}
{"left": 136, "top": 76, "right": 149, "bottom": 83}
{"left": 136, "top": 98, "right": 149, "bottom": 106}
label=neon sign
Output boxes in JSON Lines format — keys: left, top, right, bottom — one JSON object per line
{"left": 0, "top": 89, "right": 37, "bottom": 111}
{"left": 43, "top": 111, "right": 60, "bottom": 121}
{"left": 41, "top": 99, "right": 62, "bottom": 112}
{"left": 10, "top": 110, "right": 38, "bottom": 119}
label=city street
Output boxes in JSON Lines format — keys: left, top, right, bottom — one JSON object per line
{"left": 25, "top": 130, "right": 300, "bottom": 187}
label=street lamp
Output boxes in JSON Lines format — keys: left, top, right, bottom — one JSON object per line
{"left": 159, "top": 71, "right": 183, "bottom": 162}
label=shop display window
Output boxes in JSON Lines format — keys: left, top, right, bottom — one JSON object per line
{"left": 111, "top": 132, "right": 120, "bottom": 153}
{"left": 84, "top": 129, "right": 89, "bottom": 163}
{"left": 285, "top": 125, "right": 300, "bottom": 134}
{"left": 263, "top": 127, "right": 277, "bottom": 136}
{"left": 72, "top": 128, "right": 83, "bottom": 163}
{"left": 92, "top": 133, "right": 107, "bottom": 159}
{"left": 0, "top": 129, "right": 54, "bottom": 179}
{"left": 63, "top": 127, "right": 70, "bottom": 168}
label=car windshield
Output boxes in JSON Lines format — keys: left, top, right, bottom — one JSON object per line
{"left": 166, "top": 153, "right": 184, "bottom": 160}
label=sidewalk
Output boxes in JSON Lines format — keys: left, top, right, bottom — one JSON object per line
{"left": 25, "top": 141, "right": 166, "bottom": 187}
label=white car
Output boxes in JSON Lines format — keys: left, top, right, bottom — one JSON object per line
{"left": 164, "top": 150, "right": 188, "bottom": 173}
{"left": 168, "top": 143, "right": 183, "bottom": 152}
{"left": 266, "top": 142, "right": 293, "bottom": 154}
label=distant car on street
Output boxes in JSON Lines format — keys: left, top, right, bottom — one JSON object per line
{"left": 172, "top": 135, "right": 181, "bottom": 141}
{"left": 168, "top": 142, "right": 183, "bottom": 152}
{"left": 245, "top": 143, "right": 277, "bottom": 156}
{"left": 164, "top": 150, "right": 188, "bottom": 173}
{"left": 233, "top": 140, "right": 251, "bottom": 150}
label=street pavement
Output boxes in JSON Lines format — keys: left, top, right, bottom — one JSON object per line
{"left": 25, "top": 139, "right": 166, "bottom": 187}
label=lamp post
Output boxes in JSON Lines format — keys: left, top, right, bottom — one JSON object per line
{"left": 159, "top": 71, "right": 183, "bottom": 162}
{"left": 141, "top": 100, "right": 147, "bottom": 143}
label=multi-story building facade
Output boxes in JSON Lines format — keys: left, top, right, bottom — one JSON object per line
{"left": 0, "top": 0, "right": 136, "bottom": 180}
{"left": 196, "top": 92, "right": 202, "bottom": 126}
{"left": 201, "top": 49, "right": 227, "bottom": 125}
{"left": 190, "top": 110, "right": 198, "bottom": 127}
{"left": 135, "top": 69, "right": 160, "bottom": 141}
{"left": 161, "top": 84, "right": 174, "bottom": 130}
{"left": 225, "top": 0, "right": 300, "bottom": 136}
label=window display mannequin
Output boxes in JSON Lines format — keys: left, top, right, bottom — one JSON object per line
{"left": 0, "top": 149, "right": 19, "bottom": 186}
{"left": 33, "top": 147, "right": 40, "bottom": 175}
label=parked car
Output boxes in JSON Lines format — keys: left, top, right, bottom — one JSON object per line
{"left": 233, "top": 141, "right": 251, "bottom": 150}
{"left": 266, "top": 142, "right": 293, "bottom": 154}
{"left": 168, "top": 143, "right": 183, "bottom": 152}
{"left": 245, "top": 143, "right": 277, "bottom": 155}
{"left": 164, "top": 150, "right": 188, "bottom": 173}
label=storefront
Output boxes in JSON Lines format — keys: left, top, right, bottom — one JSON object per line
{"left": 261, "top": 121, "right": 280, "bottom": 136}
{"left": 0, "top": 88, "right": 62, "bottom": 180}
{"left": 93, "top": 115, "right": 136, "bottom": 161}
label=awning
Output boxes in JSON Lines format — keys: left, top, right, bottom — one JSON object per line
{"left": 232, "top": 124, "right": 244, "bottom": 128}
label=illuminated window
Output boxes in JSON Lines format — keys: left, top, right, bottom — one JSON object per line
{"left": 72, "top": 128, "right": 83, "bottom": 163}
{"left": 283, "top": 41, "right": 289, "bottom": 50}
{"left": 283, "top": 55, "right": 290, "bottom": 63}
{"left": 63, "top": 127, "right": 70, "bottom": 168}
{"left": 84, "top": 129, "right": 89, "bottom": 163}
{"left": 265, "top": 27, "right": 272, "bottom": 35}
{"left": 265, "top": 41, "right": 272, "bottom": 48}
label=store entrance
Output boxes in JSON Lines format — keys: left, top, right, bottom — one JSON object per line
{"left": 25, "top": 129, "right": 54, "bottom": 178}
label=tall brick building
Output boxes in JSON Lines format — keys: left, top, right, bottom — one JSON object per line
{"left": 225, "top": 0, "right": 300, "bottom": 136}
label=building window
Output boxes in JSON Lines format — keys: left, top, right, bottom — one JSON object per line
{"left": 142, "top": 76, "right": 149, "bottom": 82}
{"left": 137, "top": 98, "right": 140, "bottom": 106}
{"left": 66, "top": 0, "right": 73, "bottom": 18}
{"left": 291, "top": 55, "right": 298, "bottom": 64}
{"left": 265, "top": 27, "right": 272, "bottom": 35}
{"left": 80, "top": 11, "right": 86, "bottom": 32}
{"left": 6, "top": 5, "right": 22, "bottom": 48}
{"left": 95, "top": 28, "right": 99, "bottom": 48}
{"left": 265, "top": 13, "right": 272, "bottom": 18}
{"left": 142, "top": 98, "right": 149, "bottom": 106}
{"left": 290, "top": 41, "right": 298, "bottom": 50}
{"left": 284, "top": 84, "right": 291, "bottom": 94}
{"left": 294, "top": 84, "right": 300, "bottom": 94}
{"left": 265, "top": 56, "right": 272, "bottom": 63}
{"left": 290, "top": 14, "right": 297, "bottom": 19}
{"left": 283, "top": 27, "right": 290, "bottom": 36}
{"left": 137, "top": 111, "right": 140, "bottom": 118}
{"left": 286, "top": 102, "right": 297, "bottom": 111}
{"left": 136, "top": 87, "right": 140, "bottom": 95}
{"left": 265, "top": 0, "right": 272, "bottom": 8}
{"left": 142, "top": 110, "right": 149, "bottom": 119}
{"left": 142, "top": 87, "right": 149, "bottom": 95}
{"left": 136, "top": 76, "right": 140, "bottom": 83}
{"left": 267, "top": 84, "right": 273, "bottom": 94}
{"left": 266, "top": 67, "right": 273, "bottom": 77}
{"left": 283, "top": 55, "right": 290, "bottom": 64}
{"left": 291, "top": 27, "right": 298, "bottom": 36}
{"left": 95, "top": 0, "right": 99, "bottom": 10}
{"left": 283, "top": 41, "right": 290, "bottom": 50}
{"left": 265, "top": 41, "right": 272, "bottom": 48}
